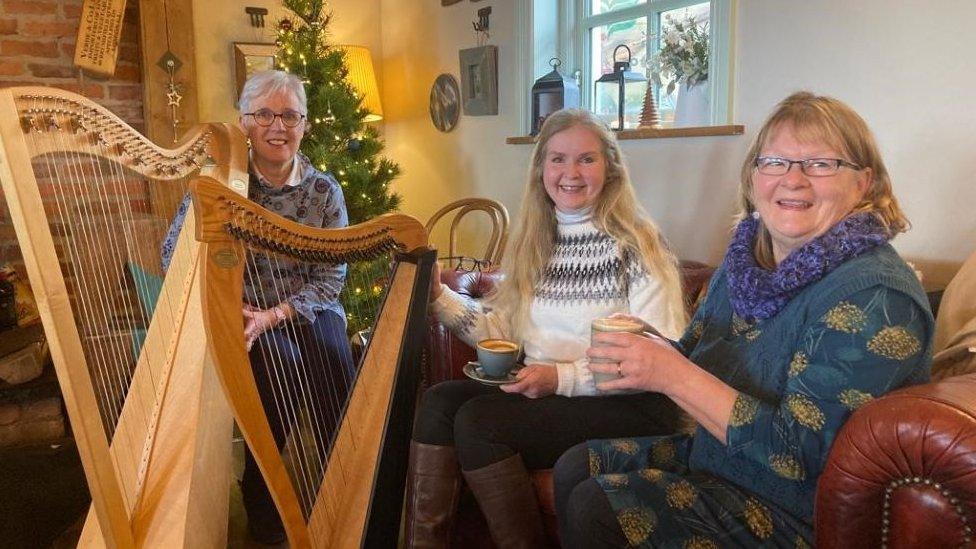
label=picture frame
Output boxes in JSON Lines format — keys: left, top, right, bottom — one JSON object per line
{"left": 458, "top": 45, "right": 498, "bottom": 116}
{"left": 233, "top": 42, "right": 278, "bottom": 100}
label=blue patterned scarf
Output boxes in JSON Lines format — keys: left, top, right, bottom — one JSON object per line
{"left": 724, "top": 212, "right": 891, "bottom": 322}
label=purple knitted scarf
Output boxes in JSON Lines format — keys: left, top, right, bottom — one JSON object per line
{"left": 723, "top": 212, "right": 891, "bottom": 322}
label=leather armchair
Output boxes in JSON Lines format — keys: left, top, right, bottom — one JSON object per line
{"left": 425, "top": 262, "right": 976, "bottom": 547}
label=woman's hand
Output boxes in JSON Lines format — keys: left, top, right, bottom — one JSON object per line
{"left": 499, "top": 363, "right": 557, "bottom": 398}
{"left": 587, "top": 332, "right": 689, "bottom": 394}
{"left": 243, "top": 305, "right": 277, "bottom": 351}
{"left": 429, "top": 260, "right": 443, "bottom": 302}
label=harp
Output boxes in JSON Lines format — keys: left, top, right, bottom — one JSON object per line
{"left": 190, "top": 177, "right": 434, "bottom": 547}
{"left": 0, "top": 87, "right": 248, "bottom": 547}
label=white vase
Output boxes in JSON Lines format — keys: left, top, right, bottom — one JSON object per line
{"left": 673, "top": 80, "right": 710, "bottom": 127}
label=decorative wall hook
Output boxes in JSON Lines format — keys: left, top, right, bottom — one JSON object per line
{"left": 473, "top": 6, "right": 491, "bottom": 45}
{"left": 473, "top": 6, "right": 490, "bottom": 34}
{"left": 245, "top": 7, "right": 269, "bottom": 28}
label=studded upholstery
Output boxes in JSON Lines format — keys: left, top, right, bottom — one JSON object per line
{"left": 815, "top": 373, "right": 976, "bottom": 548}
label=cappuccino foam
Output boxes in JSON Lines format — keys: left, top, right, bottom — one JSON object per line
{"left": 479, "top": 339, "right": 518, "bottom": 353}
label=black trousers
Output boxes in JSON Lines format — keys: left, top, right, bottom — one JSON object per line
{"left": 412, "top": 379, "right": 682, "bottom": 471}
{"left": 553, "top": 442, "right": 628, "bottom": 548}
{"left": 241, "top": 310, "right": 355, "bottom": 533}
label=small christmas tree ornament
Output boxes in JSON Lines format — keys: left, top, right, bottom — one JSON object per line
{"left": 638, "top": 86, "right": 662, "bottom": 129}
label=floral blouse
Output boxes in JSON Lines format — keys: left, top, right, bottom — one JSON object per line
{"left": 160, "top": 154, "right": 349, "bottom": 324}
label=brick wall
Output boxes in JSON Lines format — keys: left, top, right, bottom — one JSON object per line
{"left": 0, "top": 0, "right": 145, "bottom": 274}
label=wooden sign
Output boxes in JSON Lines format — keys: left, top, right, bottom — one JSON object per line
{"left": 74, "top": 0, "right": 128, "bottom": 76}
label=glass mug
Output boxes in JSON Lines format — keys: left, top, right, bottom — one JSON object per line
{"left": 590, "top": 317, "right": 643, "bottom": 384}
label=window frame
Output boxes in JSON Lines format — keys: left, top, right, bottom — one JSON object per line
{"left": 518, "top": 0, "right": 734, "bottom": 132}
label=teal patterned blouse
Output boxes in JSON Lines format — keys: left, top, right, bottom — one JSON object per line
{"left": 681, "top": 243, "right": 933, "bottom": 522}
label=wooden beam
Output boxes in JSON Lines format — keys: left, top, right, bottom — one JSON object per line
{"left": 139, "top": 0, "right": 201, "bottom": 220}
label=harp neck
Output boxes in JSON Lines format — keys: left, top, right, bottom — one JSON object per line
{"left": 190, "top": 176, "right": 428, "bottom": 252}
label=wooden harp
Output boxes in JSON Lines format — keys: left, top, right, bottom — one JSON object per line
{"left": 190, "top": 177, "right": 434, "bottom": 547}
{"left": 0, "top": 87, "right": 248, "bottom": 547}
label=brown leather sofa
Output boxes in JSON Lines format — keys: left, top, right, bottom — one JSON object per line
{"left": 424, "top": 263, "right": 976, "bottom": 548}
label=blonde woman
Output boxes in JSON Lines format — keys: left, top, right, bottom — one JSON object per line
{"left": 404, "top": 109, "right": 687, "bottom": 547}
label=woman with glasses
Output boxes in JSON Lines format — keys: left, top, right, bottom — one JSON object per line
{"left": 405, "top": 109, "right": 688, "bottom": 547}
{"left": 161, "top": 70, "right": 353, "bottom": 545}
{"left": 553, "top": 92, "right": 934, "bottom": 547}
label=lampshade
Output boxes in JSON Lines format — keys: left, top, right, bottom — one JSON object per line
{"left": 339, "top": 45, "right": 383, "bottom": 122}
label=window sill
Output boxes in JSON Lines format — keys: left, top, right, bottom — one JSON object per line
{"left": 505, "top": 124, "right": 745, "bottom": 144}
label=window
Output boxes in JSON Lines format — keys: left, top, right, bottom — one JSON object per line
{"left": 522, "top": 0, "right": 733, "bottom": 131}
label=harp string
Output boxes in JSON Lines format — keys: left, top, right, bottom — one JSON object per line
{"left": 272, "top": 247, "right": 354, "bottom": 524}
{"left": 52, "top": 104, "right": 152, "bottom": 489}
{"left": 87, "top": 119, "right": 156, "bottom": 400}
{"left": 63, "top": 109, "right": 138, "bottom": 427}
{"left": 35, "top": 104, "right": 123, "bottom": 433}
{"left": 266, "top": 252, "right": 334, "bottom": 496}
{"left": 244, "top": 249, "right": 319, "bottom": 516}
{"left": 27, "top": 101, "right": 134, "bottom": 511}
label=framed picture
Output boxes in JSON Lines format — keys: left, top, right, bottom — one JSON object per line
{"left": 458, "top": 45, "right": 498, "bottom": 116}
{"left": 233, "top": 42, "right": 278, "bottom": 100}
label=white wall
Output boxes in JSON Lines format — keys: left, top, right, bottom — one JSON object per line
{"left": 377, "top": 0, "right": 976, "bottom": 286}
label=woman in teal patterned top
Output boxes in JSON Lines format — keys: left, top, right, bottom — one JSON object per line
{"left": 553, "top": 92, "right": 934, "bottom": 547}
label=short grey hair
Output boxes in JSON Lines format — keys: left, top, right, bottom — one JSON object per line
{"left": 237, "top": 70, "right": 307, "bottom": 114}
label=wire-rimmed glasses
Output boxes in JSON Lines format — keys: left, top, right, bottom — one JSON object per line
{"left": 754, "top": 156, "right": 862, "bottom": 177}
{"left": 243, "top": 108, "right": 307, "bottom": 128}
{"left": 439, "top": 256, "right": 493, "bottom": 272}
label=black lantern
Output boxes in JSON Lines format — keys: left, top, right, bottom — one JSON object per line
{"left": 593, "top": 45, "right": 647, "bottom": 131}
{"left": 530, "top": 58, "right": 580, "bottom": 136}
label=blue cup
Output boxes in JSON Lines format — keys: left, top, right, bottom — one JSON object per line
{"left": 476, "top": 339, "right": 519, "bottom": 378}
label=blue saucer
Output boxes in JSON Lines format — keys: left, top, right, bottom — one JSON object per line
{"left": 463, "top": 361, "right": 519, "bottom": 385}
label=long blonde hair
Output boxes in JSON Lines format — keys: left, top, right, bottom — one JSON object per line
{"left": 489, "top": 109, "right": 686, "bottom": 337}
{"left": 737, "top": 92, "right": 909, "bottom": 268}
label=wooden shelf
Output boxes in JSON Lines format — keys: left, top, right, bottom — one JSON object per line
{"left": 506, "top": 124, "right": 745, "bottom": 145}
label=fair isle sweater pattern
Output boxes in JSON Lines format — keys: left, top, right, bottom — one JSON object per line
{"left": 537, "top": 230, "right": 645, "bottom": 303}
{"left": 446, "top": 221, "right": 645, "bottom": 340}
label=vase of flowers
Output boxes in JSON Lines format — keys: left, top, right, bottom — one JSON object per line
{"left": 651, "top": 13, "right": 710, "bottom": 126}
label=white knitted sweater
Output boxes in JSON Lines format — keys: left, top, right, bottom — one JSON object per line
{"left": 431, "top": 209, "right": 684, "bottom": 396}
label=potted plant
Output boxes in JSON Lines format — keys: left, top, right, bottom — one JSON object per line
{"left": 651, "top": 13, "right": 710, "bottom": 126}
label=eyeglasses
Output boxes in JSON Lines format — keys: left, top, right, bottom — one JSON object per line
{"left": 439, "top": 256, "right": 494, "bottom": 272}
{"left": 754, "top": 156, "right": 862, "bottom": 177}
{"left": 243, "top": 109, "right": 307, "bottom": 128}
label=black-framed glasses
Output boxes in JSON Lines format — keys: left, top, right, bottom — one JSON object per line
{"left": 754, "top": 156, "right": 862, "bottom": 177}
{"left": 439, "top": 256, "right": 493, "bottom": 272}
{"left": 243, "top": 108, "right": 307, "bottom": 128}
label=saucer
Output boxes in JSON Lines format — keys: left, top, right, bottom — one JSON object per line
{"left": 463, "top": 361, "right": 519, "bottom": 386}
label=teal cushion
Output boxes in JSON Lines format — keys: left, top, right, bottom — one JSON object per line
{"left": 127, "top": 262, "right": 164, "bottom": 358}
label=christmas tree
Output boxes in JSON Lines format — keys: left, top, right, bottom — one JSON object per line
{"left": 275, "top": 0, "right": 402, "bottom": 334}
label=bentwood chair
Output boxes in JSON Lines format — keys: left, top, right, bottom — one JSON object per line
{"left": 425, "top": 198, "right": 510, "bottom": 269}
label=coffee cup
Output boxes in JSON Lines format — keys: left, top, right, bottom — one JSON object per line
{"left": 476, "top": 339, "right": 519, "bottom": 378}
{"left": 590, "top": 317, "right": 644, "bottom": 384}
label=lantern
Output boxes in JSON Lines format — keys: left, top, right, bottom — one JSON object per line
{"left": 530, "top": 58, "right": 580, "bottom": 136}
{"left": 593, "top": 45, "right": 647, "bottom": 131}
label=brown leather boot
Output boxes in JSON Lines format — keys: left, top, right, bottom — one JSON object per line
{"left": 404, "top": 441, "right": 462, "bottom": 548}
{"left": 462, "top": 455, "right": 549, "bottom": 549}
